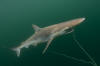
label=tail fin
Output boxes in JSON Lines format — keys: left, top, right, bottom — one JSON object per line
{"left": 12, "top": 48, "right": 21, "bottom": 57}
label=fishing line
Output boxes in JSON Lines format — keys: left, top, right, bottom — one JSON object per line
{"left": 50, "top": 51, "right": 91, "bottom": 64}
{"left": 49, "top": 29, "right": 97, "bottom": 66}
{"left": 72, "top": 30, "right": 98, "bottom": 66}
{"left": 49, "top": 29, "right": 91, "bottom": 64}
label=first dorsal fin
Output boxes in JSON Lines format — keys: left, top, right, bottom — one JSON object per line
{"left": 32, "top": 24, "right": 41, "bottom": 32}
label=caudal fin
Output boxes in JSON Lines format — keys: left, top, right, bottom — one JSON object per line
{"left": 12, "top": 48, "right": 21, "bottom": 57}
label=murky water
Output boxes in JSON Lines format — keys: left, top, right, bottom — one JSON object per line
{"left": 0, "top": 0, "right": 100, "bottom": 66}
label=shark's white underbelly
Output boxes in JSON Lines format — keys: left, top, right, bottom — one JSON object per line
{"left": 52, "top": 30, "right": 66, "bottom": 37}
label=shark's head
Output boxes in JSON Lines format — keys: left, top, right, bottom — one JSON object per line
{"left": 66, "top": 18, "right": 85, "bottom": 28}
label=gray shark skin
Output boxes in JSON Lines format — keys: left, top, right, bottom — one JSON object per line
{"left": 12, "top": 18, "right": 85, "bottom": 57}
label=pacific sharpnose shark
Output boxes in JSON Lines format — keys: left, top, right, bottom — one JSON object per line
{"left": 12, "top": 18, "right": 85, "bottom": 57}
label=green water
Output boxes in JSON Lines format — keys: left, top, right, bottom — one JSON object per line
{"left": 0, "top": 0, "right": 100, "bottom": 66}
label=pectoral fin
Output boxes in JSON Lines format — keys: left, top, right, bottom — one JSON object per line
{"left": 42, "top": 36, "right": 55, "bottom": 54}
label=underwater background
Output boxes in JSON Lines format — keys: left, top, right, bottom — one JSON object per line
{"left": 0, "top": 0, "right": 100, "bottom": 66}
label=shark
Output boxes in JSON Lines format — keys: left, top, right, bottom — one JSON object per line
{"left": 12, "top": 18, "right": 85, "bottom": 57}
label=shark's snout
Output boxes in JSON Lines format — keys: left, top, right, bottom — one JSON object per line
{"left": 68, "top": 18, "right": 85, "bottom": 27}
{"left": 77, "top": 18, "right": 85, "bottom": 23}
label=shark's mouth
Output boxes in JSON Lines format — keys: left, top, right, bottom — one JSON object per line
{"left": 65, "top": 27, "right": 73, "bottom": 33}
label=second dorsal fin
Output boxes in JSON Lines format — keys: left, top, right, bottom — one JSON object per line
{"left": 32, "top": 24, "right": 41, "bottom": 32}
